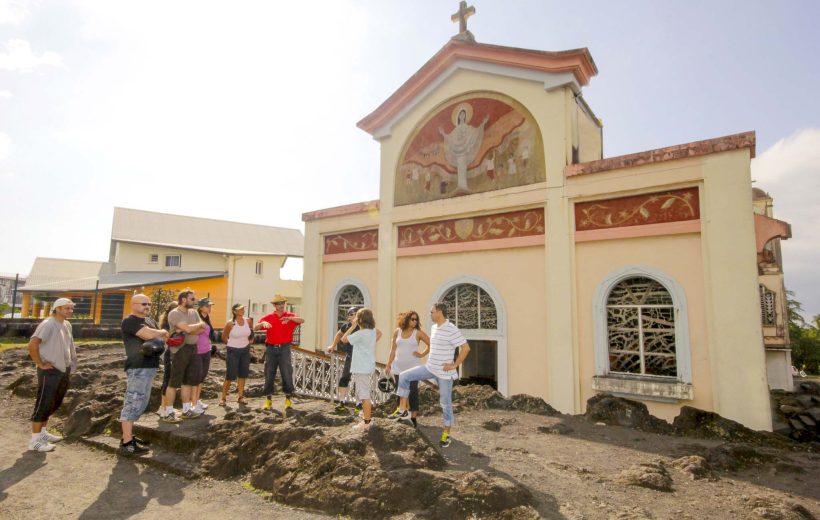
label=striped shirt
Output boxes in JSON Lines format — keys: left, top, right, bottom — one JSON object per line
{"left": 426, "top": 320, "right": 466, "bottom": 380}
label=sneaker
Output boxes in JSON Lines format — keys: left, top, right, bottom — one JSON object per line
{"left": 334, "top": 403, "right": 349, "bottom": 413}
{"left": 393, "top": 410, "right": 412, "bottom": 423}
{"left": 196, "top": 400, "right": 209, "bottom": 410}
{"left": 155, "top": 407, "right": 164, "bottom": 417}
{"left": 133, "top": 436, "right": 151, "bottom": 447}
{"left": 162, "top": 410, "right": 182, "bottom": 423}
{"left": 120, "top": 439, "right": 149, "bottom": 456}
{"left": 284, "top": 397, "right": 293, "bottom": 410}
{"left": 180, "top": 409, "right": 202, "bottom": 420}
{"left": 387, "top": 408, "right": 401, "bottom": 419}
{"left": 262, "top": 399, "right": 272, "bottom": 410}
{"left": 40, "top": 431, "right": 63, "bottom": 443}
{"left": 194, "top": 403, "right": 206, "bottom": 414}
{"left": 352, "top": 421, "right": 371, "bottom": 431}
{"left": 28, "top": 439, "right": 55, "bottom": 452}
{"left": 439, "top": 431, "right": 451, "bottom": 448}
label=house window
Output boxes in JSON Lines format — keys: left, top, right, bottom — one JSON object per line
{"left": 252, "top": 303, "right": 258, "bottom": 314}
{"left": 165, "top": 255, "right": 181, "bottom": 268}
{"left": 441, "top": 283, "right": 497, "bottom": 330}
{"left": 149, "top": 254, "right": 159, "bottom": 263}
{"left": 255, "top": 261, "right": 263, "bottom": 276}
{"left": 336, "top": 285, "right": 364, "bottom": 330}
{"left": 606, "top": 276, "right": 676, "bottom": 378}
{"left": 261, "top": 304, "right": 267, "bottom": 313}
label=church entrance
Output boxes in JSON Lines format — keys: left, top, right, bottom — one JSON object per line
{"left": 439, "top": 282, "right": 502, "bottom": 391}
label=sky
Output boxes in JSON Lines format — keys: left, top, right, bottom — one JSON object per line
{"left": 1, "top": 0, "right": 818, "bottom": 317}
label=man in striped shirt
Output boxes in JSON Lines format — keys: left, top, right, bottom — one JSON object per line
{"left": 392, "top": 302, "right": 470, "bottom": 447}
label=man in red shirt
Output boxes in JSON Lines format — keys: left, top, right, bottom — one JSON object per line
{"left": 254, "top": 294, "right": 304, "bottom": 410}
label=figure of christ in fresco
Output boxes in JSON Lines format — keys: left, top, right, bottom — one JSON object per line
{"left": 438, "top": 107, "right": 489, "bottom": 193}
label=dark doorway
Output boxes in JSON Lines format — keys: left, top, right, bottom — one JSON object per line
{"left": 458, "top": 340, "right": 497, "bottom": 389}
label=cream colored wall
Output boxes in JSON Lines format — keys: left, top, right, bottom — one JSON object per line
{"left": 227, "top": 255, "right": 302, "bottom": 322}
{"left": 576, "top": 100, "right": 603, "bottom": 163}
{"left": 575, "top": 234, "right": 712, "bottom": 422}
{"left": 319, "top": 259, "right": 379, "bottom": 348}
{"left": 395, "top": 246, "right": 547, "bottom": 396}
{"left": 115, "top": 242, "right": 226, "bottom": 272}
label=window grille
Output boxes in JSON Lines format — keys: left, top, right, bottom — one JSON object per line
{"left": 336, "top": 285, "right": 364, "bottom": 330}
{"left": 759, "top": 285, "right": 776, "bottom": 326}
{"left": 149, "top": 254, "right": 159, "bottom": 263}
{"left": 606, "top": 276, "right": 676, "bottom": 378}
{"left": 441, "top": 284, "right": 497, "bottom": 330}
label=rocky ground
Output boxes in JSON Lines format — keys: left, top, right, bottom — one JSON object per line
{"left": 1, "top": 343, "right": 819, "bottom": 519}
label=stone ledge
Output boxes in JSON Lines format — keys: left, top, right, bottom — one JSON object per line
{"left": 592, "top": 375, "right": 694, "bottom": 402}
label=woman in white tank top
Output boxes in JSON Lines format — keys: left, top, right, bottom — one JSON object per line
{"left": 219, "top": 304, "right": 253, "bottom": 406}
{"left": 386, "top": 311, "right": 430, "bottom": 424}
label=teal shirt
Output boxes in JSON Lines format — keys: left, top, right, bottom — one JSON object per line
{"left": 348, "top": 329, "right": 376, "bottom": 374}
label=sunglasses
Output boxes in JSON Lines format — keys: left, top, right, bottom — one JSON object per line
{"left": 140, "top": 303, "right": 152, "bottom": 307}
{"left": 410, "top": 317, "right": 418, "bottom": 321}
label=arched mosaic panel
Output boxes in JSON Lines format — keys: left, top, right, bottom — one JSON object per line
{"left": 335, "top": 285, "right": 364, "bottom": 331}
{"left": 396, "top": 92, "right": 545, "bottom": 205}
{"left": 606, "top": 276, "right": 676, "bottom": 378}
{"left": 441, "top": 283, "right": 497, "bottom": 330}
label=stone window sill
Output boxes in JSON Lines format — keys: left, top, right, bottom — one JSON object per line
{"left": 592, "top": 375, "right": 694, "bottom": 403}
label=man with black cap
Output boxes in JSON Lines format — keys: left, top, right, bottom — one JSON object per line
{"left": 119, "top": 293, "right": 168, "bottom": 455}
{"left": 325, "top": 306, "right": 358, "bottom": 413}
{"left": 27, "top": 297, "right": 77, "bottom": 452}
{"left": 255, "top": 294, "right": 304, "bottom": 410}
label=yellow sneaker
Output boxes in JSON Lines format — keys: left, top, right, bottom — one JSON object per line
{"left": 262, "top": 399, "right": 272, "bottom": 410}
{"left": 284, "top": 397, "right": 293, "bottom": 409}
{"left": 439, "top": 431, "right": 451, "bottom": 448}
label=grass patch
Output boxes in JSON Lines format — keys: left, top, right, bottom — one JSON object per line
{"left": 0, "top": 339, "right": 118, "bottom": 351}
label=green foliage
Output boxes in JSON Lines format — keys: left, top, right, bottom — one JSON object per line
{"left": 786, "top": 290, "right": 820, "bottom": 375}
{"left": 149, "top": 288, "right": 177, "bottom": 323}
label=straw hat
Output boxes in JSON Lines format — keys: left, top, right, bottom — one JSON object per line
{"left": 270, "top": 294, "right": 288, "bottom": 304}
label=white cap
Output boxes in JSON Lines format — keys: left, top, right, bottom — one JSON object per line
{"left": 52, "top": 297, "right": 75, "bottom": 310}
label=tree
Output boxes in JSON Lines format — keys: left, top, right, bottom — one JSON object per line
{"left": 786, "top": 290, "right": 820, "bottom": 375}
{"left": 149, "top": 288, "right": 177, "bottom": 323}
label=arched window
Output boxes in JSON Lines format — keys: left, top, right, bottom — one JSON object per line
{"left": 335, "top": 285, "right": 364, "bottom": 330}
{"left": 441, "top": 283, "right": 497, "bottom": 330}
{"left": 606, "top": 276, "right": 676, "bottom": 378}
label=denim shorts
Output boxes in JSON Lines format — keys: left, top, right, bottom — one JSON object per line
{"left": 120, "top": 368, "right": 158, "bottom": 422}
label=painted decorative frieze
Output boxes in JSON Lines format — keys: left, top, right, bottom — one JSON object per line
{"left": 575, "top": 187, "right": 699, "bottom": 231}
{"left": 324, "top": 229, "right": 378, "bottom": 255}
{"left": 398, "top": 208, "right": 544, "bottom": 248}
{"left": 395, "top": 92, "right": 545, "bottom": 206}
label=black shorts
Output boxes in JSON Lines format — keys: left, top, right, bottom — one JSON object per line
{"left": 169, "top": 344, "right": 200, "bottom": 388}
{"left": 197, "top": 351, "right": 211, "bottom": 385}
{"left": 31, "top": 367, "right": 71, "bottom": 422}
{"left": 225, "top": 346, "right": 250, "bottom": 381}
{"left": 338, "top": 352, "right": 353, "bottom": 388}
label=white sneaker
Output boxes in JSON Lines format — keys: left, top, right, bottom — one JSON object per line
{"left": 194, "top": 403, "right": 206, "bottom": 414}
{"left": 29, "top": 439, "right": 55, "bottom": 452}
{"left": 40, "top": 431, "right": 63, "bottom": 443}
{"left": 196, "top": 400, "right": 209, "bottom": 410}
{"left": 352, "top": 421, "right": 371, "bottom": 432}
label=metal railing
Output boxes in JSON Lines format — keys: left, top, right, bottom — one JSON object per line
{"left": 290, "top": 346, "right": 393, "bottom": 405}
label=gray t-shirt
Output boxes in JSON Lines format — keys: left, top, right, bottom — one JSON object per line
{"left": 32, "top": 317, "right": 77, "bottom": 373}
{"left": 168, "top": 307, "right": 202, "bottom": 345}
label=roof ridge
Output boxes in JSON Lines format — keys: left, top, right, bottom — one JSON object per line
{"left": 113, "top": 207, "right": 301, "bottom": 233}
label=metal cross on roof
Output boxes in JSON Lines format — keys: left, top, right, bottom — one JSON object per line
{"left": 451, "top": 1, "right": 476, "bottom": 42}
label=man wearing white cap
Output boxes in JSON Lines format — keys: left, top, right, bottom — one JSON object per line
{"left": 27, "top": 297, "right": 78, "bottom": 452}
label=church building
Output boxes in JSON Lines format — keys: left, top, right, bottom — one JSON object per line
{"left": 300, "top": 4, "right": 791, "bottom": 431}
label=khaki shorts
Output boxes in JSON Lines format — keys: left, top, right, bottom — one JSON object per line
{"left": 352, "top": 373, "right": 371, "bottom": 401}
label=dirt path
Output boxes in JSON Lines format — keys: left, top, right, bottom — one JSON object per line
{"left": 0, "top": 397, "right": 328, "bottom": 520}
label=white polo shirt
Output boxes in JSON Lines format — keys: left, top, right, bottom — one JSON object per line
{"left": 426, "top": 320, "right": 466, "bottom": 380}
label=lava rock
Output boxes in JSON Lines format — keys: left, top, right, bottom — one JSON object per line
{"left": 615, "top": 461, "right": 673, "bottom": 492}
{"left": 584, "top": 394, "right": 672, "bottom": 433}
{"left": 669, "top": 455, "right": 716, "bottom": 480}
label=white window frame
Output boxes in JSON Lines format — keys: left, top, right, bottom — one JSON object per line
{"left": 427, "top": 275, "right": 508, "bottom": 396}
{"left": 255, "top": 260, "right": 263, "bottom": 276}
{"left": 164, "top": 254, "right": 182, "bottom": 268}
{"left": 326, "top": 278, "right": 372, "bottom": 345}
{"left": 592, "top": 265, "right": 693, "bottom": 401}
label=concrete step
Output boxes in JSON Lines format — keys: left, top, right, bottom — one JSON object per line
{"left": 78, "top": 434, "right": 203, "bottom": 479}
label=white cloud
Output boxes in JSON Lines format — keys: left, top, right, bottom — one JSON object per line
{"left": 0, "top": 38, "right": 64, "bottom": 72}
{"left": 752, "top": 128, "right": 820, "bottom": 319}
{"left": 0, "top": 0, "right": 29, "bottom": 25}
{"left": 0, "top": 132, "right": 10, "bottom": 160}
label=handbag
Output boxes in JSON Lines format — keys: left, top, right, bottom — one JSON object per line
{"left": 167, "top": 332, "right": 185, "bottom": 348}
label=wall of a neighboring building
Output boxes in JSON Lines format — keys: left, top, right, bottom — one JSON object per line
{"left": 227, "top": 255, "right": 303, "bottom": 323}
{"left": 113, "top": 242, "right": 227, "bottom": 272}
{"left": 141, "top": 276, "right": 229, "bottom": 328}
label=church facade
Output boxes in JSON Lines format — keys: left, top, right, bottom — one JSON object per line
{"left": 300, "top": 29, "right": 790, "bottom": 431}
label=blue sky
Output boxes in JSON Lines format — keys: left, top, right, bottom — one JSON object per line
{"left": 1, "top": 0, "right": 818, "bottom": 316}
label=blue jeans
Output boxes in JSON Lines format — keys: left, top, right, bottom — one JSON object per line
{"left": 396, "top": 365, "right": 454, "bottom": 427}
{"left": 120, "top": 368, "right": 158, "bottom": 422}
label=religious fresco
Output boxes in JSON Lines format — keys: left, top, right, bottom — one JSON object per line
{"left": 398, "top": 208, "right": 544, "bottom": 248}
{"left": 574, "top": 187, "right": 700, "bottom": 231}
{"left": 324, "top": 229, "right": 378, "bottom": 255}
{"left": 395, "top": 93, "right": 545, "bottom": 206}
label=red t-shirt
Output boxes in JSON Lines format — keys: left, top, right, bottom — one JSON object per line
{"left": 259, "top": 312, "right": 299, "bottom": 344}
